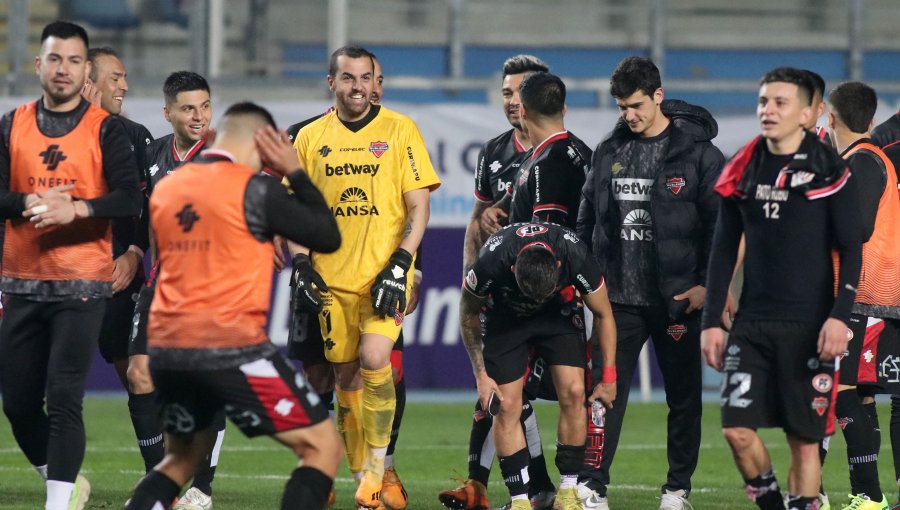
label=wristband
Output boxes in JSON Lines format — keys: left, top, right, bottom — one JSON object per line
{"left": 601, "top": 366, "right": 617, "bottom": 384}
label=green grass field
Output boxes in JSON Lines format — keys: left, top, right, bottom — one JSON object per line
{"left": 0, "top": 398, "right": 897, "bottom": 509}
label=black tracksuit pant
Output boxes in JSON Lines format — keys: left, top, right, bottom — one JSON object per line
{"left": 582, "top": 303, "right": 702, "bottom": 496}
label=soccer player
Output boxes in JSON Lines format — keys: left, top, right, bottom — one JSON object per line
{"left": 290, "top": 45, "right": 440, "bottom": 509}
{"left": 130, "top": 71, "right": 224, "bottom": 510}
{"left": 124, "top": 101, "right": 342, "bottom": 510}
{"left": 461, "top": 221, "right": 616, "bottom": 510}
{"left": 0, "top": 21, "right": 142, "bottom": 510}
{"left": 286, "top": 53, "right": 416, "bottom": 510}
{"left": 802, "top": 70, "right": 829, "bottom": 141}
{"left": 441, "top": 54, "right": 559, "bottom": 510}
{"left": 820, "top": 81, "right": 898, "bottom": 509}
{"left": 83, "top": 45, "right": 162, "bottom": 473}
{"left": 576, "top": 56, "right": 725, "bottom": 510}
{"left": 702, "top": 67, "right": 863, "bottom": 510}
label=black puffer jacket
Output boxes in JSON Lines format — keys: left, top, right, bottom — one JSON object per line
{"left": 872, "top": 112, "right": 900, "bottom": 148}
{"left": 577, "top": 100, "right": 725, "bottom": 319}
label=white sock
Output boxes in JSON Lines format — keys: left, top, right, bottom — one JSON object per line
{"left": 511, "top": 494, "right": 529, "bottom": 501}
{"left": 34, "top": 464, "right": 48, "bottom": 481}
{"left": 45, "top": 480, "right": 74, "bottom": 510}
{"left": 384, "top": 454, "right": 394, "bottom": 469}
{"left": 560, "top": 474, "right": 578, "bottom": 489}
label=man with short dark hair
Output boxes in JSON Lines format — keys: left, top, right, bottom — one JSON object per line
{"left": 577, "top": 56, "right": 725, "bottom": 510}
{"left": 83, "top": 45, "right": 163, "bottom": 477}
{"left": 441, "top": 54, "right": 560, "bottom": 510}
{"left": 124, "top": 101, "right": 343, "bottom": 510}
{"left": 461, "top": 221, "right": 616, "bottom": 510}
{"left": 0, "top": 20, "right": 142, "bottom": 510}
{"left": 818, "top": 80, "right": 897, "bottom": 510}
{"left": 290, "top": 45, "right": 440, "bottom": 509}
{"left": 702, "top": 67, "right": 863, "bottom": 510}
{"left": 130, "top": 71, "right": 224, "bottom": 510}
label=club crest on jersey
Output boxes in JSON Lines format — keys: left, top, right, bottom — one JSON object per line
{"left": 667, "top": 324, "right": 687, "bottom": 341}
{"left": 516, "top": 224, "right": 548, "bottom": 237}
{"left": 812, "top": 373, "right": 832, "bottom": 393}
{"left": 811, "top": 396, "right": 828, "bottom": 416}
{"left": 369, "top": 141, "right": 389, "bottom": 158}
{"left": 666, "top": 177, "right": 685, "bottom": 195}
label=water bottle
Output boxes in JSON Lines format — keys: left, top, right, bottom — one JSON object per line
{"left": 585, "top": 400, "right": 605, "bottom": 468}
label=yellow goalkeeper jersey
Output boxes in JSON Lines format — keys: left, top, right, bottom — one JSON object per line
{"left": 294, "top": 105, "right": 440, "bottom": 294}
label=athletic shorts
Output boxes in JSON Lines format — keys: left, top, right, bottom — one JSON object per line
{"left": 288, "top": 308, "right": 407, "bottom": 365}
{"left": 128, "top": 283, "right": 154, "bottom": 357}
{"left": 838, "top": 314, "right": 897, "bottom": 388}
{"left": 98, "top": 277, "right": 143, "bottom": 363}
{"left": 152, "top": 352, "right": 329, "bottom": 438}
{"left": 318, "top": 286, "right": 410, "bottom": 364}
{"left": 721, "top": 320, "right": 837, "bottom": 440}
{"left": 483, "top": 306, "right": 587, "bottom": 386}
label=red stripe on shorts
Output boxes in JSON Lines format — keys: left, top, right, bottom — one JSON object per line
{"left": 245, "top": 373, "right": 312, "bottom": 432}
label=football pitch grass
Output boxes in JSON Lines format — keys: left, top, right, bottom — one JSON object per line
{"left": 1, "top": 398, "right": 898, "bottom": 509}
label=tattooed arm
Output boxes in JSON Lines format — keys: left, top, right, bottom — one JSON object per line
{"left": 460, "top": 287, "right": 499, "bottom": 409}
{"left": 399, "top": 187, "right": 430, "bottom": 254}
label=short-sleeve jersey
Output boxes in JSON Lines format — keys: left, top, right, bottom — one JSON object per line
{"left": 474, "top": 129, "right": 529, "bottom": 203}
{"left": 294, "top": 106, "right": 440, "bottom": 293}
{"left": 509, "top": 131, "right": 591, "bottom": 229}
{"left": 464, "top": 222, "right": 604, "bottom": 316}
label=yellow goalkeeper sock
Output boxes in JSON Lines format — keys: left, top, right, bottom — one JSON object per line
{"left": 335, "top": 387, "right": 365, "bottom": 473}
{"left": 360, "top": 365, "right": 396, "bottom": 477}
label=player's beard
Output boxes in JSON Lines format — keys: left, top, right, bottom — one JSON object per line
{"left": 43, "top": 79, "right": 81, "bottom": 107}
{"left": 339, "top": 88, "right": 371, "bottom": 119}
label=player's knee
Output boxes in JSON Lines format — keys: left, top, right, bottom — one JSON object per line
{"left": 556, "top": 380, "right": 585, "bottom": 410}
{"left": 723, "top": 427, "right": 756, "bottom": 451}
{"left": 498, "top": 396, "right": 523, "bottom": 424}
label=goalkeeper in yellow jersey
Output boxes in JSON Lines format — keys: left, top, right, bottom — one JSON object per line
{"left": 289, "top": 46, "right": 440, "bottom": 509}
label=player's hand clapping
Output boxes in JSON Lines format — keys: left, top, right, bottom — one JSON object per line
{"left": 23, "top": 186, "right": 87, "bottom": 228}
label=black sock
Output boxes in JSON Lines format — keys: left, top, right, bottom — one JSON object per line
{"left": 319, "top": 390, "right": 334, "bottom": 413}
{"left": 744, "top": 469, "right": 784, "bottom": 510}
{"left": 126, "top": 470, "right": 182, "bottom": 510}
{"left": 891, "top": 395, "right": 900, "bottom": 492}
{"left": 555, "top": 443, "right": 586, "bottom": 477}
{"left": 862, "top": 399, "right": 881, "bottom": 453}
{"left": 837, "top": 389, "right": 881, "bottom": 498}
{"left": 280, "top": 466, "right": 333, "bottom": 510}
{"left": 818, "top": 437, "right": 828, "bottom": 496}
{"left": 498, "top": 447, "right": 530, "bottom": 499}
{"left": 191, "top": 410, "right": 225, "bottom": 496}
{"left": 785, "top": 495, "right": 817, "bottom": 510}
{"left": 468, "top": 400, "right": 494, "bottom": 486}
{"left": 387, "top": 377, "right": 405, "bottom": 457}
{"left": 522, "top": 402, "right": 553, "bottom": 494}
{"left": 128, "top": 392, "right": 164, "bottom": 473}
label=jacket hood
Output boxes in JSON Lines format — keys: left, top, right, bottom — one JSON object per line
{"left": 601, "top": 99, "right": 718, "bottom": 152}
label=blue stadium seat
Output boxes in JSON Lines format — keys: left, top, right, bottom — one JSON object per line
{"left": 69, "top": 0, "right": 139, "bottom": 29}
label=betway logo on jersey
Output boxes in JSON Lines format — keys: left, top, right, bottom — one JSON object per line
{"left": 613, "top": 178, "right": 653, "bottom": 201}
{"left": 324, "top": 162, "right": 380, "bottom": 177}
{"left": 331, "top": 187, "right": 379, "bottom": 217}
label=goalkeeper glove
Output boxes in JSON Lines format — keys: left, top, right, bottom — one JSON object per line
{"left": 371, "top": 248, "right": 413, "bottom": 317}
{"left": 291, "top": 254, "right": 328, "bottom": 314}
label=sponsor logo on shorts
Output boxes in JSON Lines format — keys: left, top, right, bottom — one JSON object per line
{"left": 465, "top": 269, "right": 478, "bottom": 289}
{"left": 807, "top": 357, "right": 820, "bottom": 370}
{"left": 666, "top": 177, "right": 686, "bottom": 195}
{"left": 370, "top": 141, "right": 389, "bottom": 158}
{"left": 667, "top": 324, "right": 687, "bottom": 341}
{"left": 324, "top": 338, "right": 336, "bottom": 351}
{"left": 864, "top": 349, "right": 875, "bottom": 363}
{"left": 812, "top": 373, "right": 833, "bottom": 393}
{"left": 838, "top": 416, "right": 853, "bottom": 430}
{"left": 812, "top": 396, "right": 829, "bottom": 416}
{"left": 727, "top": 344, "right": 740, "bottom": 356}
{"left": 516, "top": 224, "right": 548, "bottom": 237}
{"left": 274, "top": 398, "right": 295, "bottom": 417}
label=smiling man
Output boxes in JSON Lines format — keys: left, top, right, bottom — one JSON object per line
{"left": 702, "top": 67, "right": 863, "bottom": 510}
{"left": 0, "top": 21, "right": 141, "bottom": 510}
{"left": 289, "top": 45, "right": 440, "bottom": 509}
{"left": 129, "top": 71, "right": 224, "bottom": 510}
{"left": 576, "top": 56, "right": 725, "bottom": 510}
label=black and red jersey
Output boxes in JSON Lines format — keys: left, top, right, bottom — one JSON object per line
{"left": 474, "top": 129, "right": 530, "bottom": 204}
